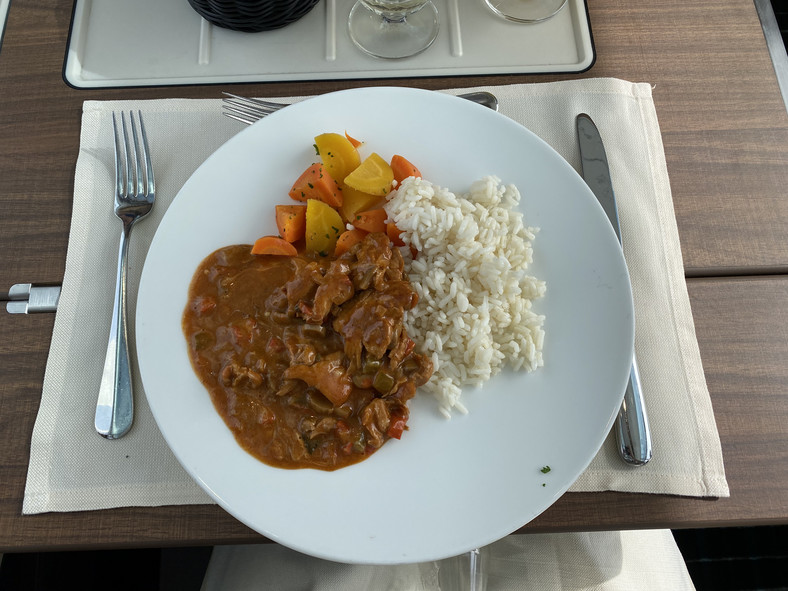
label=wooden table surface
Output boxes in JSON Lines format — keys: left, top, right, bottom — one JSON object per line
{"left": 1, "top": 0, "right": 787, "bottom": 552}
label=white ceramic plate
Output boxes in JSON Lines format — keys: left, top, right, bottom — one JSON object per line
{"left": 137, "top": 87, "right": 634, "bottom": 565}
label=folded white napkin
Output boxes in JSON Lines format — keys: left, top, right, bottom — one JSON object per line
{"left": 23, "top": 78, "right": 728, "bottom": 515}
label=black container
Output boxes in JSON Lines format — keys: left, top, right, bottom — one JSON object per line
{"left": 187, "top": 0, "right": 321, "bottom": 32}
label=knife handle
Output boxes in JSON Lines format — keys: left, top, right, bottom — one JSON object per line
{"left": 614, "top": 355, "right": 652, "bottom": 465}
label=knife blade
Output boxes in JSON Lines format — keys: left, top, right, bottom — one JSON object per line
{"left": 576, "top": 113, "right": 653, "bottom": 466}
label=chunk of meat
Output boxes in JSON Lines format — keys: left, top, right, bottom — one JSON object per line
{"left": 332, "top": 281, "right": 418, "bottom": 367}
{"left": 361, "top": 398, "right": 391, "bottom": 449}
{"left": 298, "top": 260, "right": 355, "bottom": 324}
{"left": 343, "top": 232, "right": 403, "bottom": 291}
{"left": 264, "top": 287, "right": 292, "bottom": 323}
{"left": 285, "top": 262, "right": 323, "bottom": 306}
{"left": 408, "top": 355, "right": 434, "bottom": 388}
{"left": 388, "top": 332, "right": 416, "bottom": 367}
{"left": 303, "top": 417, "right": 338, "bottom": 439}
{"left": 282, "top": 326, "right": 318, "bottom": 365}
{"left": 220, "top": 362, "right": 263, "bottom": 389}
{"left": 283, "top": 354, "right": 353, "bottom": 406}
{"left": 269, "top": 427, "right": 308, "bottom": 462}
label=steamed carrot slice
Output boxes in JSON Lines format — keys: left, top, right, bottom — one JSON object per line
{"left": 386, "top": 221, "right": 405, "bottom": 247}
{"left": 251, "top": 235, "right": 298, "bottom": 256}
{"left": 390, "top": 155, "right": 422, "bottom": 184}
{"left": 352, "top": 208, "right": 387, "bottom": 233}
{"left": 344, "top": 131, "right": 363, "bottom": 148}
{"left": 288, "top": 163, "right": 343, "bottom": 207}
{"left": 334, "top": 228, "right": 368, "bottom": 256}
{"left": 275, "top": 204, "right": 307, "bottom": 243}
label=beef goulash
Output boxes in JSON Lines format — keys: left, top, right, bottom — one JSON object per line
{"left": 182, "top": 232, "right": 434, "bottom": 470}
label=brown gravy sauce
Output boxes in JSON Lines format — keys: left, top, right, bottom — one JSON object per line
{"left": 182, "top": 233, "right": 432, "bottom": 470}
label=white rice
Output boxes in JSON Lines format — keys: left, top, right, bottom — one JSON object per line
{"left": 385, "top": 176, "right": 546, "bottom": 417}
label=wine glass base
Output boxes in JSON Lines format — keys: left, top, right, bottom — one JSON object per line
{"left": 348, "top": 2, "right": 439, "bottom": 60}
{"left": 484, "top": 0, "right": 568, "bottom": 23}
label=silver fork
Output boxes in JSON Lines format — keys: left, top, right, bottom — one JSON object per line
{"left": 221, "top": 90, "right": 500, "bottom": 124}
{"left": 95, "top": 111, "right": 155, "bottom": 440}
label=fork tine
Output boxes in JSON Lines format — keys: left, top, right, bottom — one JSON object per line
{"left": 130, "top": 112, "right": 144, "bottom": 197}
{"left": 137, "top": 111, "right": 155, "bottom": 197}
{"left": 223, "top": 98, "right": 278, "bottom": 119}
{"left": 112, "top": 111, "right": 155, "bottom": 200}
{"left": 112, "top": 113, "right": 123, "bottom": 197}
{"left": 120, "top": 113, "right": 134, "bottom": 198}
{"left": 222, "top": 92, "right": 284, "bottom": 111}
{"left": 223, "top": 111, "right": 260, "bottom": 126}
{"left": 221, "top": 92, "right": 284, "bottom": 125}
{"left": 222, "top": 102, "right": 272, "bottom": 123}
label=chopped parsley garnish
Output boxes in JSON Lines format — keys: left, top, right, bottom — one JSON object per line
{"left": 540, "top": 465, "right": 551, "bottom": 474}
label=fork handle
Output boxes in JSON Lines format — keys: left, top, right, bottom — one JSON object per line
{"left": 95, "top": 223, "right": 134, "bottom": 439}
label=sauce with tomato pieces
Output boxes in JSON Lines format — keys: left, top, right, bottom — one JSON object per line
{"left": 182, "top": 232, "right": 433, "bottom": 470}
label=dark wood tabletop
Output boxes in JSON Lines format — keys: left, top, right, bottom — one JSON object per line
{"left": 1, "top": 0, "right": 787, "bottom": 552}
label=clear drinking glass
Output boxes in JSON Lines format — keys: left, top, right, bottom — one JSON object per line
{"left": 348, "top": 0, "right": 439, "bottom": 59}
{"left": 484, "top": 0, "right": 567, "bottom": 23}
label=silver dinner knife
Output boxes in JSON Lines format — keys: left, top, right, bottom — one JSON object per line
{"left": 576, "top": 113, "right": 653, "bottom": 466}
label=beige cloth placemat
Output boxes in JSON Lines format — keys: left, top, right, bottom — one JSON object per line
{"left": 23, "top": 78, "right": 729, "bottom": 515}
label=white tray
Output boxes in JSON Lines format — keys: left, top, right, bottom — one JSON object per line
{"left": 64, "top": 0, "right": 594, "bottom": 88}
